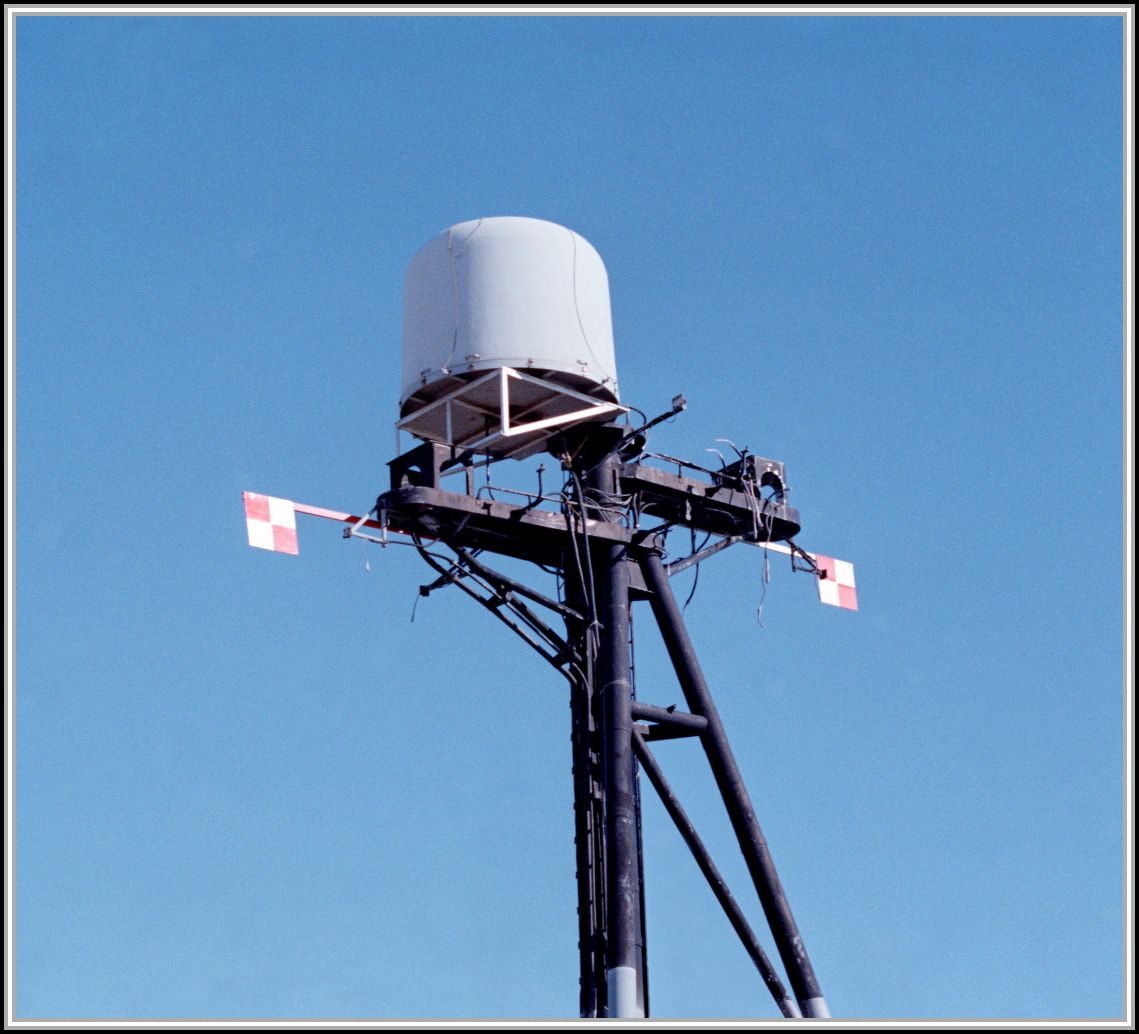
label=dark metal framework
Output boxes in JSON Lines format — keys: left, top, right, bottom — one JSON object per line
{"left": 377, "top": 423, "right": 829, "bottom": 1019}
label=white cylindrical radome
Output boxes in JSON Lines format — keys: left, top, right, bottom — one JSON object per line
{"left": 400, "top": 216, "right": 619, "bottom": 415}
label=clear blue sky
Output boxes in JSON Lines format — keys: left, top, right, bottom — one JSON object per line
{"left": 13, "top": 11, "right": 1126, "bottom": 1021}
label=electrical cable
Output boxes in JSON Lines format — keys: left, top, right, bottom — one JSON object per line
{"left": 756, "top": 552, "right": 770, "bottom": 629}
{"left": 682, "top": 528, "right": 711, "bottom": 612}
{"left": 683, "top": 562, "right": 701, "bottom": 612}
{"left": 570, "top": 471, "right": 602, "bottom": 655}
{"left": 561, "top": 486, "right": 596, "bottom": 654}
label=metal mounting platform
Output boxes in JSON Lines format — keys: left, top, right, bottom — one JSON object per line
{"left": 620, "top": 463, "right": 800, "bottom": 542}
{"left": 376, "top": 454, "right": 800, "bottom": 571}
{"left": 376, "top": 484, "right": 655, "bottom": 569}
{"left": 397, "top": 367, "right": 627, "bottom": 461}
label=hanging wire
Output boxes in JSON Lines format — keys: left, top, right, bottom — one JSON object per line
{"left": 756, "top": 549, "right": 771, "bottom": 628}
{"left": 483, "top": 453, "right": 498, "bottom": 501}
{"left": 682, "top": 528, "right": 712, "bottom": 611}
{"left": 625, "top": 404, "right": 648, "bottom": 427}
{"left": 561, "top": 483, "right": 597, "bottom": 654}
{"left": 705, "top": 447, "right": 728, "bottom": 470}
{"left": 714, "top": 437, "right": 745, "bottom": 460}
{"left": 683, "top": 562, "right": 701, "bottom": 612}
{"left": 696, "top": 440, "right": 777, "bottom": 627}
{"left": 570, "top": 471, "right": 602, "bottom": 653}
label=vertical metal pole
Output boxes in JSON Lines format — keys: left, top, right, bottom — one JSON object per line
{"left": 588, "top": 453, "right": 647, "bottom": 1018}
{"left": 640, "top": 551, "right": 831, "bottom": 1019}
{"left": 629, "top": 605, "right": 650, "bottom": 1020}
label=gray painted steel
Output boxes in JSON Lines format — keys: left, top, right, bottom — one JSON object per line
{"left": 803, "top": 997, "right": 832, "bottom": 1018}
{"left": 606, "top": 966, "right": 643, "bottom": 1019}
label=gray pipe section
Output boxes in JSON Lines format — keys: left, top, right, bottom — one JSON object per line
{"left": 639, "top": 551, "right": 829, "bottom": 1019}
{"left": 631, "top": 732, "right": 800, "bottom": 1019}
{"left": 630, "top": 701, "right": 708, "bottom": 732}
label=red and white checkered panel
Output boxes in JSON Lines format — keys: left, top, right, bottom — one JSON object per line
{"left": 815, "top": 554, "right": 857, "bottom": 611}
{"left": 243, "top": 492, "right": 298, "bottom": 555}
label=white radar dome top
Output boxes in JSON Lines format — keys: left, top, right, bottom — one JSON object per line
{"left": 398, "top": 216, "right": 625, "bottom": 459}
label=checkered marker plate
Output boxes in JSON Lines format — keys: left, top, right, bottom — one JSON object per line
{"left": 814, "top": 554, "right": 857, "bottom": 611}
{"left": 243, "top": 492, "right": 299, "bottom": 555}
